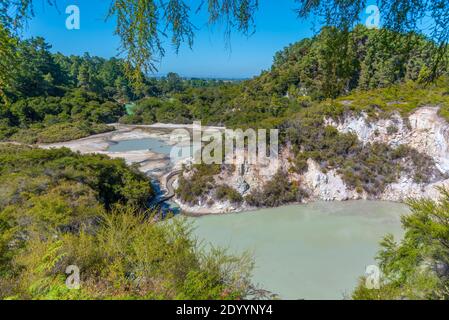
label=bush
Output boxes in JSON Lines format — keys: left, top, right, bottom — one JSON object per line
{"left": 176, "top": 164, "right": 221, "bottom": 205}
{"left": 0, "top": 144, "right": 153, "bottom": 210}
{"left": 352, "top": 189, "right": 449, "bottom": 300}
{"left": 2, "top": 90, "right": 124, "bottom": 143}
{"left": 245, "top": 170, "right": 308, "bottom": 207}
{"left": 9, "top": 122, "right": 113, "bottom": 144}
{"left": 215, "top": 185, "right": 243, "bottom": 204}
{"left": 0, "top": 145, "right": 261, "bottom": 300}
{"left": 0, "top": 206, "right": 258, "bottom": 299}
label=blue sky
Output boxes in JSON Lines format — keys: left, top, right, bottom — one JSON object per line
{"left": 22, "top": 0, "right": 375, "bottom": 78}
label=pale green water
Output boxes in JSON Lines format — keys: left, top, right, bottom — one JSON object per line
{"left": 108, "top": 138, "right": 408, "bottom": 299}
{"left": 190, "top": 201, "right": 408, "bottom": 300}
{"left": 107, "top": 137, "right": 191, "bottom": 164}
{"left": 108, "top": 138, "right": 173, "bottom": 154}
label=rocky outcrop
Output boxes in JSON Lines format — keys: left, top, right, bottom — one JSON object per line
{"left": 323, "top": 106, "right": 449, "bottom": 202}
{"left": 175, "top": 106, "right": 449, "bottom": 214}
{"left": 381, "top": 175, "right": 449, "bottom": 202}
{"left": 300, "top": 159, "right": 364, "bottom": 201}
{"left": 326, "top": 106, "right": 449, "bottom": 174}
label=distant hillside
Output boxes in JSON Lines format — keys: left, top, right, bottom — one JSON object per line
{"left": 121, "top": 26, "right": 447, "bottom": 128}
{"left": 247, "top": 25, "right": 440, "bottom": 99}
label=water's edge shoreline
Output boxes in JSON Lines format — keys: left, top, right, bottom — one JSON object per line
{"left": 30, "top": 122, "right": 414, "bottom": 217}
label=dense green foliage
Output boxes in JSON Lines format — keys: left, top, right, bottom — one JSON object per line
{"left": 0, "top": 34, "right": 130, "bottom": 142}
{"left": 4, "top": 37, "right": 136, "bottom": 102}
{"left": 261, "top": 26, "right": 441, "bottom": 99}
{"left": 0, "top": 24, "right": 17, "bottom": 104}
{"left": 283, "top": 107, "right": 441, "bottom": 195}
{"left": 0, "top": 145, "right": 259, "bottom": 299}
{"left": 0, "top": 90, "right": 122, "bottom": 143}
{"left": 0, "top": 144, "right": 153, "bottom": 210}
{"left": 0, "top": 32, "right": 233, "bottom": 143}
{"left": 119, "top": 27, "right": 448, "bottom": 130}
{"left": 353, "top": 189, "right": 449, "bottom": 300}
{"left": 297, "top": 1, "right": 449, "bottom": 80}
{"left": 245, "top": 170, "right": 308, "bottom": 208}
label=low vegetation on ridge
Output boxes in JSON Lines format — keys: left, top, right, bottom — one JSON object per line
{"left": 333, "top": 78, "right": 449, "bottom": 122}
{"left": 0, "top": 145, "right": 261, "bottom": 299}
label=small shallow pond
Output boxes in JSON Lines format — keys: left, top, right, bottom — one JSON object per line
{"left": 107, "top": 137, "right": 192, "bottom": 164}
{"left": 190, "top": 200, "right": 408, "bottom": 300}
{"left": 108, "top": 137, "right": 173, "bottom": 154}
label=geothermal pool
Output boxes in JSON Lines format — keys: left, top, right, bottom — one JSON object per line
{"left": 108, "top": 137, "right": 408, "bottom": 299}
{"left": 189, "top": 201, "right": 407, "bottom": 300}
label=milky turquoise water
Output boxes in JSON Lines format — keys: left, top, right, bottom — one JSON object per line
{"left": 108, "top": 137, "right": 173, "bottom": 154}
{"left": 108, "top": 138, "right": 408, "bottom": 300}
{"left": 189, "top": 201, "right": 408, "bottom": 300}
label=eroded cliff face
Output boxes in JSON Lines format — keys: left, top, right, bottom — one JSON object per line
{"left": 326, "top": 106, "right": 449, "bottom": 173}
{"left": 325, "top": 106, "right": 449, "bottom": 202}
{"left": 299, "top": 159, "right": 364, "bottom": 201}
{"left": 173, "top": 106, "right": 449, "bottom": 214}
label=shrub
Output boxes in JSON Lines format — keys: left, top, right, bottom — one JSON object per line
{"left": 176, "top": 164, "right": 221, "bottom": 205}
{"left": 386, "top": 124, "right": 399, "bottom": 135}
{"left": 0, "top": 144, "right": 153, "bottom": 210}
{"left": 0, "top": 145, "right": 260, "bottom": 300}
{"left": 1, "top": 206, "right": 258, "bottom": 300}
{"left": 245, "top": 170, "right": 308, "bottom": 207}
{"left": 8, "top": 122, "right": 113, "bottom": 144}
{"left": 352, "top": 189, "right": 449, "bottom": 300}
{"left": 215, "top": 185, "right": 243, "bottom": 204}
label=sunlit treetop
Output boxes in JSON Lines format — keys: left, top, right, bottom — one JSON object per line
{"left": 297, "top": 0, "right": 449, "bottom": 76}
{"left": 0, "top": 0, "right": 258, "bottom": 86}
{"left": 1, "top": 0, "right": 448, "bottom": 84}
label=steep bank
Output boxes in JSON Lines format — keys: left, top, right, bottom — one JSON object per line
{"left": 326, "top": 106, "right": 449, "bottom": 201}
{"left": 173, "top": 106, "right": 449, "bottom": 214}
{"left": 35, "top": 112, "right": 449, "bottom": 215}
{"left": 326, "top": 106, "right": 449, "bottom": 173}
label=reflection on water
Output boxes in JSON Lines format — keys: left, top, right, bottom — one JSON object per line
{"left": 108, "top": 138, "right": 173, "bottom": 154}
{"left": 107, "top": 137, "right": 192, "bottom": 164}
{"left": 190, "top": 201, "right": 408, "bottom": 300}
